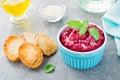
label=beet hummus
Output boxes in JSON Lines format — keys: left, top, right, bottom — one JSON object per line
{"left": 60, "top": 24, "right": 105, "bottom": 52}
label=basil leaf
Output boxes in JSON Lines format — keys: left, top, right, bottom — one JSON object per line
{"left": 83, "top": 19, "right": 89, "bottom": 28}
{"left": 67, "top": 20, "right": 83, "bottom": 29}
{"left": 80, "top": 27, "right": 87, "bottom": 35}
{"left": 44, "top": 64, "right": 55, "bottom": 73}
{"left": 89, "top": 28, "right": 100, "bottom": 40}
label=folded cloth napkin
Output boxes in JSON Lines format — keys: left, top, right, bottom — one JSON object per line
{"left": 102, "top": 0, "right": 120, "bottom": 56}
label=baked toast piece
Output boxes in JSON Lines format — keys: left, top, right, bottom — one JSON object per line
{"left": 19, "top": 43, "right": 43, "bottom": 68}
{"left": 3, "top": 35, "right": 24, "bottom": 62}
{"left": 37, "top": 33, "right": 57, "bottom": 56}
{"left": 21, "top": 32, "right": 38, "bottom": 45}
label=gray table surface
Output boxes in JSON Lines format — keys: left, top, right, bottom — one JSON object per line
{"left": 0, "top": 0, "right": 119, "bottom": 80}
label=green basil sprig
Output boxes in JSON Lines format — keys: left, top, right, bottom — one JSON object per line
{"left": 44, "top": 64, "right": 55, "bottom": 73}
{"left": 67, "top": 20, "right": 100, "bottom": 40}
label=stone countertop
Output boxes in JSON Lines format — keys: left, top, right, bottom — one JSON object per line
{"left": 0, "top": 0, "right": 119, "bottom": 80}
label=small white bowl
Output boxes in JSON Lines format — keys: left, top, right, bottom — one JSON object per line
{"left": 39, "top": 1, "right": 66, "bottom": 22}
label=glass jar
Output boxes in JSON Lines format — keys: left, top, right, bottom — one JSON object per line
{"left": 78, "top": 0, "right": 115, "bottom": 13}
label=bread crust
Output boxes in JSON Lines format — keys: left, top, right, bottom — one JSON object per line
{"left": 19, "top": 43, "right": 43, "bottom": 68}
{"left": 37, "top": 33, "right": 57, "bottom": 56}
{"left": 3, "top": 35, "right": 24, "bottom": 62}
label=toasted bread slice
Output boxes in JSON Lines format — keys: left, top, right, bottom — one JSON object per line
{"left": 37, "top": 33, "right": 57, "bottom": 56}
{"left": 3, "top": 35, "right": 24, "bottom": 62}
{"left": 21, "top": 32, "right": 38, "bottom": 45}
{"left": 19, "top": 43, "right": 43, "bottom": 68}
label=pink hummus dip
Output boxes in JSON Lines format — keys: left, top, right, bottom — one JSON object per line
{"left": 60, "top": 24, "right": 105, "bottom": 52}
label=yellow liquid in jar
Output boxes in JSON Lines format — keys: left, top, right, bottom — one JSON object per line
{"left": 2, "top": 0, "right": 31, "bottom": 16}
